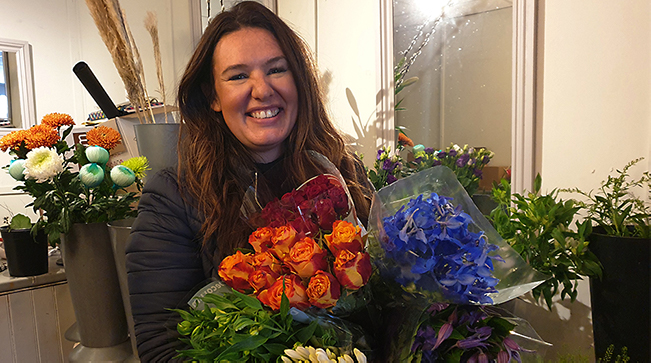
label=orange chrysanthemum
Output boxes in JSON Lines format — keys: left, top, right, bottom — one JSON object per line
{"left": 41, "top": 112, "right": 75, "bottom": 128}
{"left": 0, "top": 129, "right": 29, "bottom": 152}
{"left": 24, "top": 124, "right": 60, "bottom": 149}
{"left": 86, "top": 126, "right": 122, "bottom": 150}
{"left": 398, "top": 132, "right": 414, "bottom": 147}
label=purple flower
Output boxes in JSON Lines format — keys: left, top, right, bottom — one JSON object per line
{"left": 473, "top": 168, "right": 483, "bottom": 177}
{"left": 376, "top": 149, "right": 384, "bottom": 160}
{"left": 386, "top": 174, "right": 398, "bottom": 184}
{"left": 455, "top": 326, "right": 492, "bottom": 349}
{"left": 438, "top": 151, "right": 447, "bottom": 158}
{"left": 456, "top": 154, "right": 470, "bottom": 167}
{"left": 427, "top": 302, "right": 450, "bottom": 314}
{"left": 448, "top": 149, "right": 457, "bottom": 157}
{"left": 482, "top": 155, "right": 491, "bottom": 164}
{"left": 382, "top": 158, "right": 396, "bottom": 171}
{"left": 425, "top": 147, "right": 435, "bottom": 154}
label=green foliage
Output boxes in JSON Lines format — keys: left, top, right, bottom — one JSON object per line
{"left": 598, "top": 344, "right": 630, "bottom": 363}
{"left": 172, "top": 290, "right": 339, "bottom": 362}
{"left": 564, "top": 158, "right": 650, "bottom": 238}
{"left": 8, "top": 214, "right": 32, "bottom": 230}
{"left": 490, "top": 176, "right": 603, "bottom": 310}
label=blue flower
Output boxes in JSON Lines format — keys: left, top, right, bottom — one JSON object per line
{"left": 380, "top": 192, "right": 502, "bottom": 303}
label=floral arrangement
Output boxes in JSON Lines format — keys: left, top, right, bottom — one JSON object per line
{"left": 0, "top": 113, "right": 148, "bottom": 243}
{"left": 367, "top": 165, "right": 549, "bottom": 361}
{"left": 367, "top": 134, "right": 494, "bottom": 197}
{"left": 379, "top": 192, "right": 502, "bottom": 305}
{"left": 176, "top": 160, "right": 374, "bottom": 361}
{"left": 410, "top": 304, "right": 528, "bottom": 362}
{"left": 218, "top": 174, "right": 372, "bottom": 311}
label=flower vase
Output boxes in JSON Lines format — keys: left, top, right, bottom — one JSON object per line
{"left": 588, "top": 227, "right": 650, "bottom": 361}
{"left": 134, "top": 123, "right": 180, "bottom": 180}
{"left": 61, "top": 222, "right": 132, "bottom": 361}
{"left": 0, "top": 227, "right": 48, "bottom": 277}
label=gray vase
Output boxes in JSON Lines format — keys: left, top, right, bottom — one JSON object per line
{"left": 61, "top": 222, "right": 129, "bottom": 348}
{"left": 134, "top": 123, "right": 180, "bottom": 179}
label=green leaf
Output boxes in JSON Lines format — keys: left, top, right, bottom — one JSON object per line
{"left": 215, "top": 334, "right": 269, "bottom": 361}
{"left": 9, "top": 214, "right": 32, "bottom": 230}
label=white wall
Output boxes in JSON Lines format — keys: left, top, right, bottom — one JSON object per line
{"left": 278, "top": 0, "right": 381, "bottom": 164}
{"left": 525, "top": 0, "right": 651, "bottom": 359}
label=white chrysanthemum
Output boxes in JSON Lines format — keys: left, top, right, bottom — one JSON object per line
{"left": 23, "top": 147, "right": 64, "bottom": 183}
{"left": 283, "top": 346, "right": 366, "bottom": 363}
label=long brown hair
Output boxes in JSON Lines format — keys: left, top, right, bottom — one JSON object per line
{"left": 177, "top": 1, "right": 372, "bottom": 264}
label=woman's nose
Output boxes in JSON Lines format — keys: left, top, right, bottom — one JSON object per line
{"left": 251, "top": 76, "right": 273, "bottom": 100}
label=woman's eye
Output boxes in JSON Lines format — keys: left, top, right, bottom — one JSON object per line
{"left": 268, "top": 67, "right": 287, "bottom": 75}
{"left": 228, "top": 73, "right": 247, "bottom": 81}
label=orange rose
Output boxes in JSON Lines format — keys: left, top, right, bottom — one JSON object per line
{"left": 307, "top": 271, "right": 341, "bottom": 309}
{"left": 325, "top": 220, "right": 364, "bottom": 255}
{"left": 248, "top": 269, "right": 279, "bottom": 292}
{"left": 252, "top": 251, "right": 284, "bottom": 274}
{"left": 286, "top": 237, "right": 328, "bottom": 279}
{"left": 218, "top": 251, "right": 255, "bottom": 292}
{"left": 333, "top": 250, "right": 372, "bottom": 290}
{"left": 257, "top": 275, "right": 309, "bottom": 311}
{"left": 249, "top": 227, "right": 275, "bottom": 253}
{"left": 271, "top": 225, "right": 298, "bottom": 259}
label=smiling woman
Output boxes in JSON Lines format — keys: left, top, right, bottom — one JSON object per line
{"left": 124, "top": 2, "right": 374, "bottom": 361}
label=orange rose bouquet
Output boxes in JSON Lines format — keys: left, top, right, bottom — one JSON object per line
{"left": 218, "top": 172, "right": 373, "bottom": 313}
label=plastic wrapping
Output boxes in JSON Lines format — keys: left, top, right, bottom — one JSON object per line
{"left": 367, "top": 166, "right": 548, "bottom": 305}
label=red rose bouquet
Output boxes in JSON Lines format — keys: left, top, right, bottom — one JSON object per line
{"left": 218, "top": 172, "right": 373, "bottom": 312}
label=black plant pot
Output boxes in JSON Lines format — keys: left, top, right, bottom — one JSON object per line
{"left": 589, "top": 227, "right": 650, "bottom": 361}
{"left": 1, "top": 227, "right": 48, "bottom": 277}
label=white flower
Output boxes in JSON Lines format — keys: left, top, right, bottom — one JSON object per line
{"left": 79, "top": 163, "right": 104, "bottom": 187}
{"left": 110, "top": 165, "right": 136, "bottom": 187}
{"left": 8, "top": 159, "right": 26, "bottom": 181}
{"left": 85, "top": 145, "right": 109, "bottom": 164}
{"left": 23, "top": 147, "right": 64, "bottom": 182}
{"left": 283, "top": 346, "right": 367, "bottom": 363}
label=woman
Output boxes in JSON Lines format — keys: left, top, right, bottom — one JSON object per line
{"left": 125, "top": 2, "right": 373, "bottom": 361}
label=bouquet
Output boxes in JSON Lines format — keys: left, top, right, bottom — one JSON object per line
{"left": 368, "top": 139, "right": 494, "bottom": 196}
{"left": 0, "top": 113, "right": 148, "bottom": 243}
{"left": 176, "top": 152, "right": 373, "bottom": 361}
{"left": 367, "top": 165, "right": 548, "bottom": 361}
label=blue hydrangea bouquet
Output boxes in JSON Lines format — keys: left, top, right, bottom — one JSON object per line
{"left": 366, "top": 166, "right": 549, "bottom": 361}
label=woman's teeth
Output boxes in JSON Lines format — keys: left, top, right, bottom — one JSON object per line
{"left": 250, "top": 109, "right": 280, "bottom": 119}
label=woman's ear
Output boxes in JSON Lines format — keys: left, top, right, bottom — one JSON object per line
{"left": 211, "top": 98, "right": 222, "bottom": 112}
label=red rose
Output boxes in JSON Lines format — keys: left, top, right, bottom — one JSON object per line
{"left": 286, "top": 236, "right": 328, "bottom": 278}
{"left": 324, "top": 220, "right": 364, "bottom": 255}
{"left": 289, "top": 217, "right": 319, "bottom": 236}
{"left": 248, "top": 227, "right": 275, "bottom": 253}
{"left": 257, "top": 275, "right": 309, "bottom": 311}
{"left": 327, "top": 186, "right": 350, "bottom": 215}
{"left": 314, "top": 198, "right": 337, "bottom": 231}
{"left": 218, "top": 251, "right": 255, "bottom": 292}
{"left": 271, "top": 225, "right": 298, "bottom": 259}
{"left": 333, "top": 250, "right": 372, "bottom": 290}
{"left": 307, "top": 271, "right": 341, "bottom": 309}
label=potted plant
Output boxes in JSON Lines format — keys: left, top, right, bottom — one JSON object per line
{"left": 0, "top": 213, "right": 48, "bottom": 277}
{"left": 565, "top": 157, "right": 650, "bottom": 361}
{"left": 0, "top": 112, "right": 149, "bottom": 354}
{"left": 489, "top": 175, "right": 602, "bottom": 311}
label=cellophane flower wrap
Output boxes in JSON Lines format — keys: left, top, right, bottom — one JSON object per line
{"left": 176, "top": 152, "right": 373, "bottom": 361}
{"left": 367, "top": 165, "right": 549, "bottom": 362}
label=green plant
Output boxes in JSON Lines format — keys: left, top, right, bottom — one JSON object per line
{"left": 598, "top": 344, "right": 630, "bottom": 363}
{"left": 490, "top": 175, "right": 602, "bottom": 310}
{"left": 564, "top": 157, "right": 650, "bottom": 238}
{"left": 6, "top": 214, "right": 33, "bottom": 230}
{"left": 172, "top": 290, "right": 339, "bottom": 362}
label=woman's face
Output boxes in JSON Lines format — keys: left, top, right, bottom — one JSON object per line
{"left": 211, "top": 27, "right": 298, "bottom": 163}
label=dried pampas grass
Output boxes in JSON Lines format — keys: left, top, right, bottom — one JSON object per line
{"left": 144, "top": 11, "right": 168, "bottom": 123}
{"left": 85, "top": 0, "right": 156, "bottom": 124}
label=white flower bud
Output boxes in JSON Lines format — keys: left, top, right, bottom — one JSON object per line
{"left": 85, "top": 145, "right": 109, "bottom": 164}
{"left": 110, "top": 165, "right": 136, "bottom": 187}
{"left": 79, "top": 163, "right": 104, "bottom": 187}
